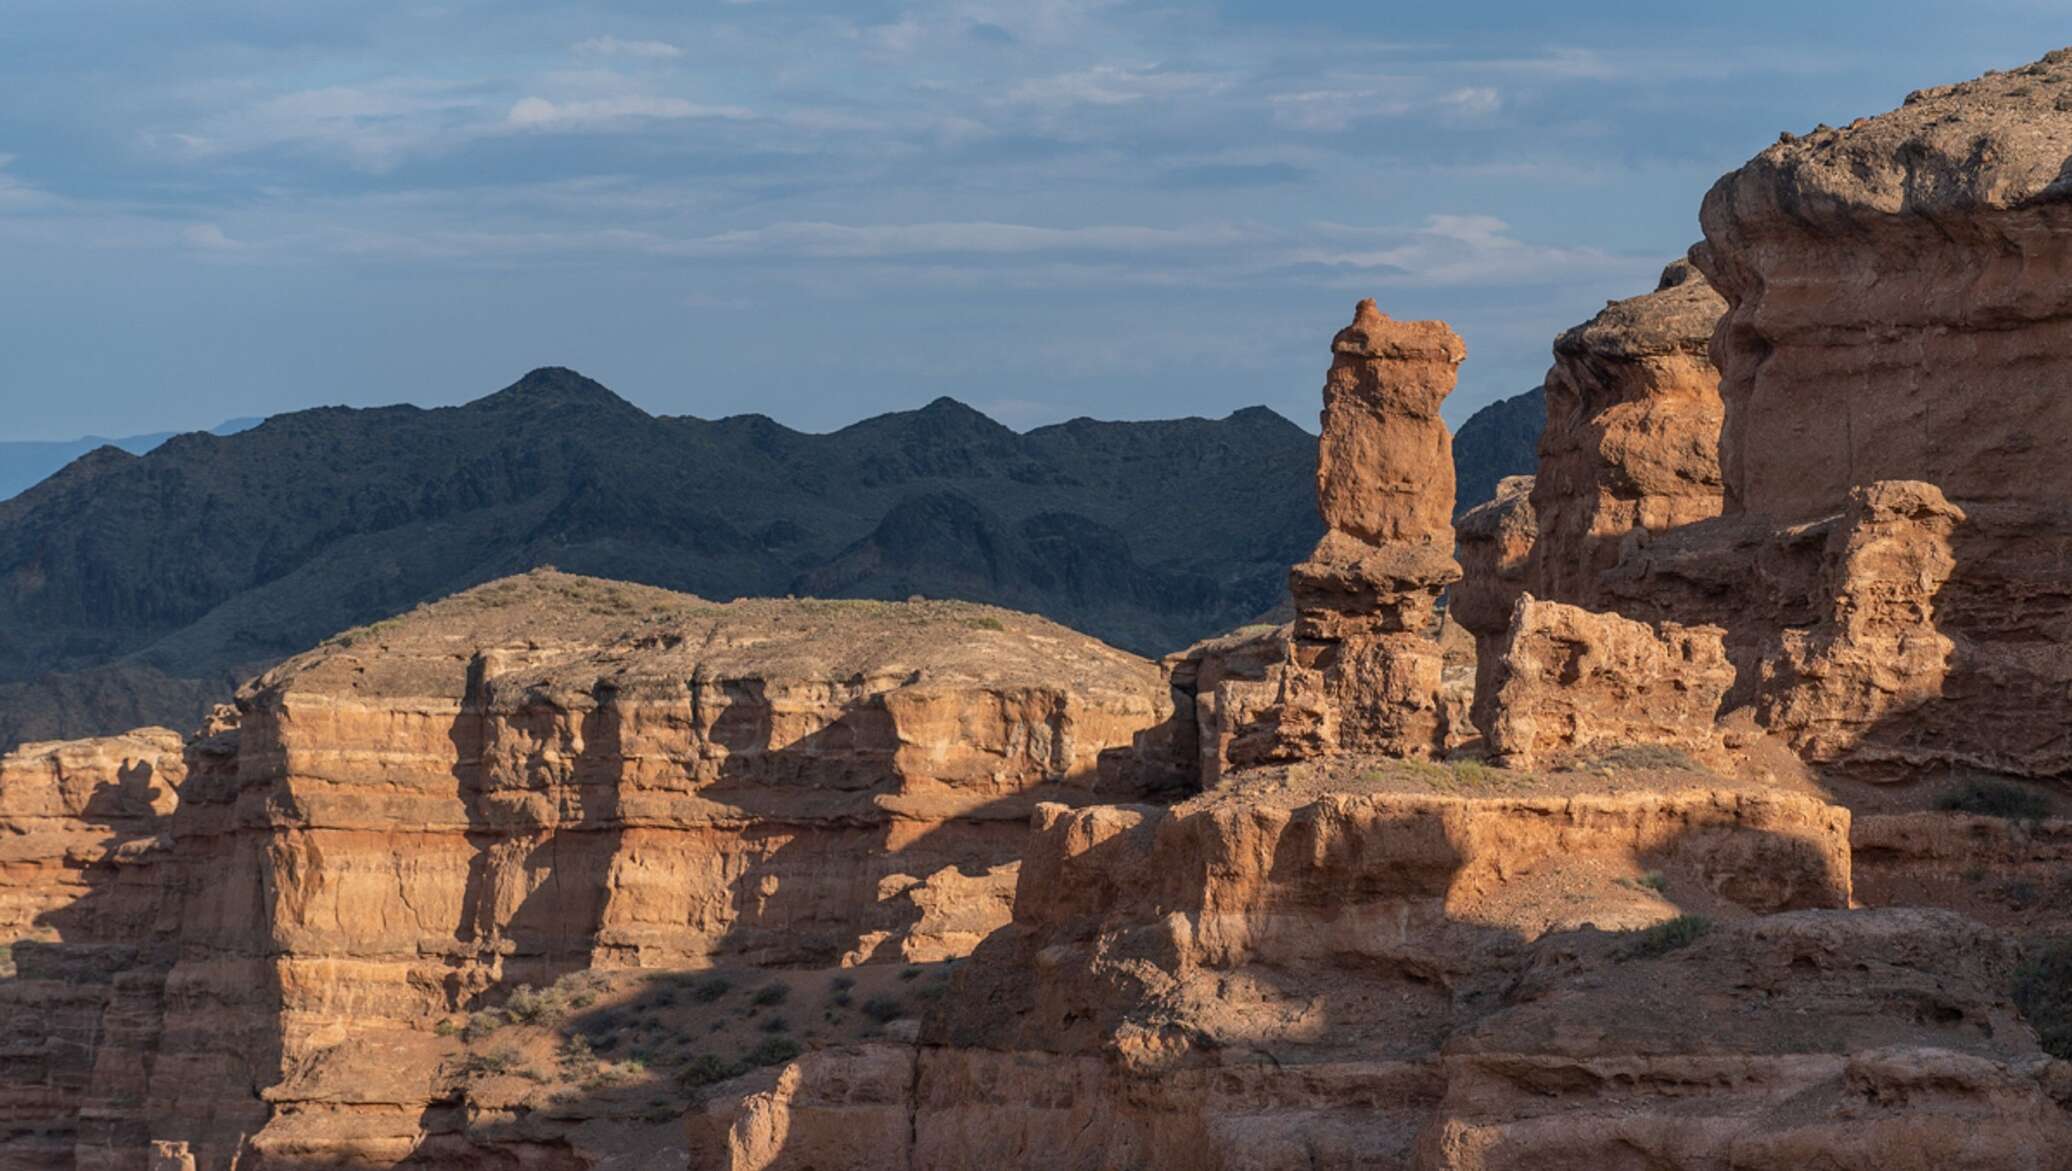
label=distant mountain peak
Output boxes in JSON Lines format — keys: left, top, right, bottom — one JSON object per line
{"left": 475, "top": 367, "right": 637, "bottom": 410}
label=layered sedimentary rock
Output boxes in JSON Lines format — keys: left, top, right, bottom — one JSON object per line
{"left": 1485, "top": 598, "right": 1735, "bottom": 771}
{"left": 1279, "top": 301, "right": 1466, "bottom": 759}
{"left": 1668, "top": 49, "right": 2072, "bottom": 776}
{"left": 1527, "top": 259, "right": 1726, "bottom": 608}
{"left": 696, "top": 776, "right": 2072, "bottom": 1168}
{"left": 0, "top": 731, "right": 185, "bottom": 1170}
{"left": 0, "top": 571, "right": 1181, "bottom": 1169}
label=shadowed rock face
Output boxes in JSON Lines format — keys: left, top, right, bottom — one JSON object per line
{"left": 1528, "top": 258, "right": 1726, "bottom": 610}
{"left": 0, "top": 572, "right": 1186, "bottom": 1168}
{"left": 1673, "top": 48, "right": 2072, "bottom": 777}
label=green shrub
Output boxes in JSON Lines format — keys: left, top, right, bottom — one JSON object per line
{"left": 750, "top": 982, "right": 790, "bottom": 1006}
{"left": 746, "top": 1036, "right": 803, "bottom": 1066}
{"left": 505, "top": 984, "right": 564, "bottom": 1025}
{"left": 1593, "top": 745, "right": 1705, "bottom": 773}
{"left": 1624, "top": 914, "right": 1713, "bottom": 959}
{"left": 1619, "top": 871, "right": 1668, "bottom": 893}
{"left": 461, "top": 1010, "right": 506, "bottom": 1043}
{"left": 1937, "top": 780, "right": 2051, "bottom": 822}
{"left": 760, "top": 1015, "right": 791, "bottom": 1033}
{"left": 693, "top": 976, "right": 734, "bottom": 1003}
{"left": 463, "top": 1047, "right": 520, "bottom": 1077}
{"left": 899, "top": 966, "right": 923, "bottom": 982}
{"left": 861, "top": 996, "right": 905, "bottom": 1023}
{"left": 828, "top": 974, "right": 856, "bottom": 993}
{"left": 2015, "top": 941, "right": 2072, "bottom": 1059}
{"left": 433, "top": 1018, "right": 459, "bottom": 1037}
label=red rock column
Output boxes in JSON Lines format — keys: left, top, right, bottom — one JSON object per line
{"left": 1276, "top": 300, "right": 1465, "bottom": 759}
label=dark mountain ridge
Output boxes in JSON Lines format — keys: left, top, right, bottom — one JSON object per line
{"left": 0, "top": 369, "right": 1541, "bottom": 748}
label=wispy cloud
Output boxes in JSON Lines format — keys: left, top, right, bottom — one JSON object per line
{"left": 1007, "top": 64, "right": 1227, "bottom": 106}
{"left": 571, "top": 36, "right": 685, "bottom": 60}
{"left": 506, "top": 95, "right": 754, "bottom": 127}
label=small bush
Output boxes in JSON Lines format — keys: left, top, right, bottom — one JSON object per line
{"left": 1624, "top": 914, "right": 1713, "bottom": 959}
{"left": 2014, "top": 940, "right": 2072, "bottom": 1059}
{"left": 463, "top": 1047, "right": 520, "bottom": 1077}
{"left": 760, "top": 1014, "right": 791, "bottom": 1033}
{"left": 751, "top": 982, "right": 790, "bottom": 1007}
{"left": 461, "top": 1010, "right": 507, "bottom": 1043}
{"left": 861, "top": 996, "right": 905, "bottom": 1024}
{"left": 899, "top": 966, "right": 924, "bottom": 982}
{"left": 1619, "top": 871, "right": 1668, "bottom": 894}
{"left": 1593, "top": 745, "right": 1705, "bottom": 773}
{"left": 433, "top": 1018, "right": 460, "bottom": 1037}
{"left": 746, "top": 1036, "right": 803, "bottom": 1066}
{"left": 505, "top": 984, "right": 564, "bottom": 1025}
{"left": 677, "top": 1053, "right": 740, "bottom": 1088}
{"left": 693, "top": 976, "right": 734, "bottom": 1003}
{"left": 1937, "top": 780, "right": 2051, "bottom": 822}
{"left": 828, "top": 974, "right": 856, "bottom": 993}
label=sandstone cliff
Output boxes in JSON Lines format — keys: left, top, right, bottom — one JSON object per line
{"left": 1676, "top": 48, "right": 2072, "bottom": 776}
{"left": 1528, "top": 259, "right": 1726, "bottom": 609}
{"left": 0, "top": 572, "right": 1184, "bottom": 1168}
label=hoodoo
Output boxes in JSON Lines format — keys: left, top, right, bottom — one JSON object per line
{"left": 1278, "top": 300, "right": 1467, "bottom": 759}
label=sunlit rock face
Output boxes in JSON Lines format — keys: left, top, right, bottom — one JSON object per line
{"left": 1277, "top": 301, "right": 1466, "bottom": 761}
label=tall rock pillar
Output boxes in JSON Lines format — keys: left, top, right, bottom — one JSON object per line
{"left": 1278, "top": 300, "right": 1465, "bottom": 758}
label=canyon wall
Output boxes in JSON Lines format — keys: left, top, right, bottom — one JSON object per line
{"left": 0, "top": 572, "right": 1185, "bottom": 1168}
{"left": 1684, "top": 52, "right": 2072, "bottom": 776}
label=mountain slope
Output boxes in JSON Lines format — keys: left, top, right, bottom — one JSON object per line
{"left": 0, "top": 369, "right": 1539, "bottom": 748}
{"left": 0, "top": 418, "right": 259, "bottom": 502}
{"left": 1452, "top": 386, "right": 1545, "bottom": 515}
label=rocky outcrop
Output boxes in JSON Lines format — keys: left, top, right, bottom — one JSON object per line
{"left": 1696, "top": 52, "right": 2072, "bottom": 520}
{"left": 1667, "top": 48, "right": 2072, "bottom": 777}
{"left": 1451, "top": 475, "right": 1536, "bottom": 734}
{"left": 0, "top": 571, "right": 1182, "bottom": 1169}
{"left": 1485, "top": 598, "right": 1736, "bottom": 771}
{"left": 1527, "top": 260, "right": 1726, "bottom": 610}
{"left": 1278, "top": 301, "right": 1466, "bottom": 760}
{"left": 696, "top": 779, "right": 2070, "bottom": 1168}
{"left": 0, "top": 731, "right": 185, "bottom": 1169}
{"left": 1757, "top": 482, "right": 1965, "bottom": 770}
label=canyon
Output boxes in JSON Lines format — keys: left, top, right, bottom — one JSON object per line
{"left": 7, "top": 47, "right": 2072, "bottom": 1171}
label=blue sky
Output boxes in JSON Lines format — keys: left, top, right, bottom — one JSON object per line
{"left": 1, "top": 1, "right": 2065, "bottom": 439}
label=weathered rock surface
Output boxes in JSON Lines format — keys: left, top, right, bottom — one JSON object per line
{"left": 1279, "top": 302, "right": 1466, "bottom": 760}
{"left": 1757, "top": 482, "right": 1966, "bottom": 770}
{"left": 1528, "top": 259, "right": 1726, "bottom": 610}
{"left": 1451, "top": 475, "right": 1536, "bottom": 734}
{"left": 1697, "top": 50, "right": 2072, "bottom": 519}
{"left": 0, "top": 731, "right": 185, "bottom": 1170}
{"left": 1485, "top": 598, "right": 1736, "bottom": 771}
{"left": 0, "top": 571, "right": 1182, "bottom": 1168}
{"left": 1667, "top": 49, "right": 2072, "bottom": 777}
{"left": 695, "top": 775, "right": 2072, "bottom": 1168}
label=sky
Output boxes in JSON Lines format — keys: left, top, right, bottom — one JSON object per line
{"left": 1, "top": 2, "right": 2066, "bottom": 440}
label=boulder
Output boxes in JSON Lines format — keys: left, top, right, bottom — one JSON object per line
{"left": 1486, "top": 597, "right": 1735, "bottom": 771}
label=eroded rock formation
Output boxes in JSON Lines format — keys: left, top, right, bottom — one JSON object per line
{"left": 1279, "top": 301, "right": 1465, "bottom": 759}
{"left": 1676, "top": 49, "right": 2072, "bottom": 776}
{"left": 1485, "top": 598, "right": 1736, "bottom": 771}
{"left": 1528, "top": 259, "right": 1727, "bottom": 609}
{"left": 695, "top": 776, "right": 2072, "bottom": 1168}
{"left": 1451, "top": 475, "right": 1536, "bottom": 733}
{"left": 0, "top": 571, "right": 1182, "bottom": 1168}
